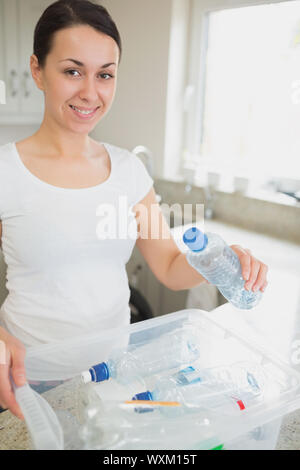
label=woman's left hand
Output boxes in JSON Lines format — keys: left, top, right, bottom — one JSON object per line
{"left": 230, "top": 245, "right": 268, "bottom": 293}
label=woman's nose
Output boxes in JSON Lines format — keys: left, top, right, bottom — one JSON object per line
{"left": 78, "top": 76, "right": 99, "bottom": 102}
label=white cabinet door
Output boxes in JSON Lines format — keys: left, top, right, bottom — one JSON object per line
{"left": 0, "top": 0, "right": 19, "bottom": 115}
{"left": 18, "top": 0, "right": 52, "bottom": 115}
{"left": 0, "top": 0, "right": 52, "bottom": 123}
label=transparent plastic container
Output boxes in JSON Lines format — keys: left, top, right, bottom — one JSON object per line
{"left": 13, "top": 309, "right": 300, "bottom": 450}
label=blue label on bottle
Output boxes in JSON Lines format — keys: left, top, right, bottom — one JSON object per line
{"left": 176, "top": 366, "right": 202, "bottom": 385}
{"left": 247, "top": 372, "right": 260, "bottom": 391}
{"left": 180, "top": 366, "right": 196, "bottom": 374}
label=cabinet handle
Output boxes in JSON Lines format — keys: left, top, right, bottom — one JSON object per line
{"left": 23, "top": 71, "right": 30, "bottom": 97}
{"left": 9, "top": 70, "right": 18, "bottom": 97}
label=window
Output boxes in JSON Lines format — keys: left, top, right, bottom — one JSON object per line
{"left": 180, "top": 0, "right": 300, "bottom": 191}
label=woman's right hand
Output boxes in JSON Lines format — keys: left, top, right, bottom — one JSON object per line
{"left": 0, "top": 326, "right": 26, "bottom": 419}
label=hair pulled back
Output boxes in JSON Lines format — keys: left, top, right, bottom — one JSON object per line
{"left": 33, "top": 0, "right": 122, "bottom": 68}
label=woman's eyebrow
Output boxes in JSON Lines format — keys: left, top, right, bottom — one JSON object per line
{"left": 59, "top": 58, "right": 116, "bottom": 68}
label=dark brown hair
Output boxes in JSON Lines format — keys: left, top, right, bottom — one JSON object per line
{"left": 33, "top": 0, "right": 122, "bottom": 68}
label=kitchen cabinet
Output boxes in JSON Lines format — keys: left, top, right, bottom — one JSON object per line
{"left": 126, "top": 246, "right": 165, "bottom": 317}
{"left": 0, "top": 0, "right": 52, "bottom": 124}
{"left": 126, "top": 246, "right": 189, "bottom": 318}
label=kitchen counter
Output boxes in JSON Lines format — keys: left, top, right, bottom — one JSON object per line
{"left": 0, "top": 411, "right": 31, "bottom": 450}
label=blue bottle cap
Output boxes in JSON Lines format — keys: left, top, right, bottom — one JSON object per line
{"left": 90, "top": 362, "right": 110, "bottom": 382}
{"left": 183, "top": 227, "right": 208, "bottom": 252}
{"left": 132, "top": 390, "right": 153, "bottom": 401}
{"left": 132, "top": 391, "right": 154, "bottom": 413}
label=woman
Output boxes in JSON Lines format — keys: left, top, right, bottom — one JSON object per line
{"left": 0, "top": 0, "right": 268, "bottom": 420}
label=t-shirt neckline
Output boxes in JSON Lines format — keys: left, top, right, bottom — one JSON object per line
{"left": 10, "top": 141, "right": 113, "bottom": 193}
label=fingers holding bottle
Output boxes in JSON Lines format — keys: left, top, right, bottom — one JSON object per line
{"left": 230, "top": 245, "right": 268, "bottom": 293}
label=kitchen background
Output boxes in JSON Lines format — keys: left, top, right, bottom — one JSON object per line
{"left": 0, "top": 0, "right": 299, "bottom": 324}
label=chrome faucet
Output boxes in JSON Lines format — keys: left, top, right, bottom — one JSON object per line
{"left": 132, "top": 145, "right": 162, "bottom": 204}
{"left": 132, "top": 145, "right": 154, "bottom": 179}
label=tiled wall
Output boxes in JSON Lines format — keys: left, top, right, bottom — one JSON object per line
{"left": 154, "top": 179, "right": 300, "bottom": 244}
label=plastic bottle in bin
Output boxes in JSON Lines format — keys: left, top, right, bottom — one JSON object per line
{"left": 81, "top": 329, "right": 200, "bottom": 385}
{"left": 132, "top": 365, "right": 262, "bottom": 415}
{"left": 183, "top": 227, "right": 262, "bottom": 310}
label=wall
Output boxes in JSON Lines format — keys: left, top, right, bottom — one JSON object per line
{"left": 92, "top": 0, "right": 173, "bottom": 178}
{"left": 0, "top": 124, "right": 39, "bottom": 146}
{"left": 154, "top": 178, "right": 300, "bottom": 244}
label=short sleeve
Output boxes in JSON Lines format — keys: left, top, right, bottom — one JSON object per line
{"left": 131, "top": 154, "right": 154, "bottom": 205}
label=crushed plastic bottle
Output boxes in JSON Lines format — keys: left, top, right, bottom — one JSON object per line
{"left": 132, "top": 364, "right": 263, "bottom": 416}
{"left": 81, "top": 329, "right": 201, "bottom": 385}
{"left": 183, "top": 227, "right": 262, "bottom": 309}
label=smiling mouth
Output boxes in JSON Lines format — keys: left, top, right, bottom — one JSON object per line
{"left": 69, "top": 105, "right": 100, "bottom": 115}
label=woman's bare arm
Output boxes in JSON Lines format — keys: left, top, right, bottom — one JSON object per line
{"left": 134, "top": 187, "right": 268, "bottom": 293}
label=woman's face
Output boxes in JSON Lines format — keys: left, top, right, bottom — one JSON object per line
{"left": 31, "top": 25, "right": 119, "bottom": 134}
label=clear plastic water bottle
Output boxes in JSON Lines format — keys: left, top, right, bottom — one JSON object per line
{"left": 132, "top": 364, "right": 263, "bottom": 415}
{"left": 81, "top": 329, "right": 200, "bottom": 385}
{"left": 182, "top": 227, "right": 262, "bottom": 309}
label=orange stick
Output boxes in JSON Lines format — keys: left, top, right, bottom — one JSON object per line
{"left": 124, "top": 400, "right": 181, "bottom": 407}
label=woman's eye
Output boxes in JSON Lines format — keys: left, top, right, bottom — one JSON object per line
{"left": 65, "top": 69, "right": 80, "bottom": 77}
{"left": 64, "top": 70, "right": 114, "bottom": 80}
{"left": 100, "top": 73, "right": 114, "bottom": 80}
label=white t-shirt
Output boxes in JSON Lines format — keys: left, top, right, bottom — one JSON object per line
{"left": 0, "top": 142, "right": 153, "bottom": 347}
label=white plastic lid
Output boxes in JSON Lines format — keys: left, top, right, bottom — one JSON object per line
{"left": 81, "top": 370, "right": 92, "bottom": 384}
